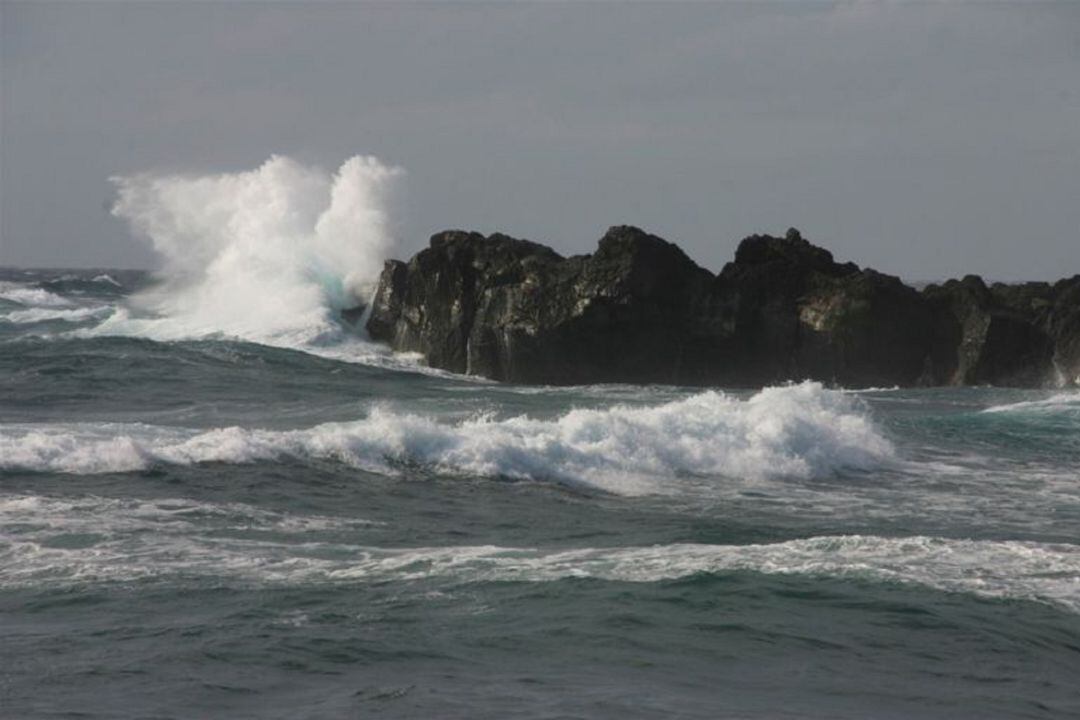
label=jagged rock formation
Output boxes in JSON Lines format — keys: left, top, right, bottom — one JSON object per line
{"left": 922, "top": 274, "right": 1080, "bottom": 387}
{"left": 366, "top": 227, "right": 718, "bottom": 384}
{"left": 365, "top": 226, "right": 1080, "bottom": 387}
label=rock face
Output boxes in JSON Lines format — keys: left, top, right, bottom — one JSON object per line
{"left": 709, "top": 229, "right": 936, "bottom": 387}
{"left": 919, "top": 274, "right": 1080, "bottom": 387}
{"left": 366, "top": 226, "right": 1080, "bottom": 387}
{"left": 367, "top": 227, "right": 718, "bottom": 384}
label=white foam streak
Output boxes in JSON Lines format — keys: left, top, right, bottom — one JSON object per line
{"left": 0, "top": 494, "right": 379, "bottom": 536}
{"left": 363, "top": 536, "right": 1080, "bottom": 612}
{"left": 91, "top": 274, "right": 122, "bottom": 287}
{"left": 0, "top": 383, "right": 894, "bottom": 493}
{"left": 2, "top": 305, "right": 112, "bottom": 325}
{"left": 0, "top": 282, "right": 72, "bottom": 308}
{"left": 983, "top": 393, "right": 1080, "bottom": 414}
{"left": 1, "top": 494, "right": 1076, "bottom": 611}
{"left": 97, "top": 155, "right": 401, "bottom": 352}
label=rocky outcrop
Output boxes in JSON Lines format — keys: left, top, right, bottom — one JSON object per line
{"left": 1046, "top": 277, "right": 1080, "bottom": 385}
{"left": 922, "top": 276, "right": 1052, "bottom": 386}
{"left": 365, "top": 226, "right": 1079, "bottom": 387}
{"left": 367, "top": 226, "right": 719, "bottom": 384}
{"left": 708, "top": 229, "right": 937, "bottom": 387}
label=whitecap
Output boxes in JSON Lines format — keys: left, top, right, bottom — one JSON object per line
{"left": 91, "top": 274, "right": 123, "bottom": 287}
{"left": 0, "top": 282, "right": 72, "bottom": 308}
{"left": 0, "top": 382, "right": 894, "bottom": 494}
{"left": 2, "top": 305, "right": 113, "bottom": 325}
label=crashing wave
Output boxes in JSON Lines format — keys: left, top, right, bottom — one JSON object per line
{"left": 89, "top": 155, "right": 401, "bottom": 357}
{"left": 0, "top": 282, "right": 73, "bottom": 308}
{"left": 0, "top": 382, "right": 893, "bottom": 494}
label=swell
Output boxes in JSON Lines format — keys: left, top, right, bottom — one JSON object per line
{"left": 2, "top": 495, "right": 1076, "bottom": 613}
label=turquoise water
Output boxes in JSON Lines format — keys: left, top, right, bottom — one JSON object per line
{"left": 2, "top": 268, "right": 1079, "bottom": 719}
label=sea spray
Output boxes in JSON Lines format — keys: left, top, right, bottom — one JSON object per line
{"left": 99, "top": 155, "right": 402, "bottom": 348}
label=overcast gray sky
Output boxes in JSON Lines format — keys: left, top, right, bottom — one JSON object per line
{"left": 2, "top": 0, "right": 1078, "bottom": 280}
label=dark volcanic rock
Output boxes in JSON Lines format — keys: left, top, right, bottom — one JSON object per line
{"left": 368, "top": 226, "right": 718, "bottom": 384}
{"left": 922, "top": 276, "right": 1057, "bottom": 386}
{"left": 1045, "top": 276, "right": 1080, "bottom": 385}
{"left": 711, "top": 228, "right": 933, "bottom": 386}
{"left": 366, "top": 226, "right": 1080, "bottom": 388}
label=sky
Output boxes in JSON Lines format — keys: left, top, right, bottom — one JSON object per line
{"left": 1, "top": 0, "right": 1078, "bottom": 281}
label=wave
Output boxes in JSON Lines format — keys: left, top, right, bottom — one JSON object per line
{"left": 354, "top": 535, "right": 1077, "bottom": 612}
{"left": 983, "top": 393, "right": 1080, "bottom": 415}
{"left": 39, "top": 274, "right": 134, "bottom": 298}
{"left": 1, "top": 305, "right": 113, "bottom": 325}
{"left": 0, "top": 281, "right": 73, "bottom": 308}
{"left": 1, "top": 494, "right": 1075, "bottom": 611}
{"left": 0, "top": 494, "right": 380, "bottom": 535}
{"left": 90, "top": 274, "right": 122, "bottom": 287}
{"left": 0, "top": 382, "right": 893, "bottom": 494}
{"left": 89, "top": 155, "right": 402, "bottom": 359}
{"left": 839, "top": 385, "right": 901, "bottom": 393}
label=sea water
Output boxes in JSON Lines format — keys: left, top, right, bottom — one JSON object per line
{"left": 1, "top": 157, "right": 1078, "bottom": 719}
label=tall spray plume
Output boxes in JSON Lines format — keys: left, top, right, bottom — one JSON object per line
{"left": 105, "top": 155, "right": 402, "bottom": 349}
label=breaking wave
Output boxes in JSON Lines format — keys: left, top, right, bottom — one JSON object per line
{"left": 91, "top": 274, "right": 122, "bottom": 287}
{"left": 90, "top": 155, "right": 402, "bottom": 357}
{"left": 2, "top": 305, "right": 113, "bottom": 325}
{"left": 0, "top": 281, "right": 72, "bottom": 308}
{"left": 0, "top": 382, "right": 893, "bottom": 494}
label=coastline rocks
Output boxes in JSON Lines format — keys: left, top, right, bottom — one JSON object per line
{"left": 1044, "top": 277, "right": 1080, "bottom": 385}
{"left": 367, "top": 226, "right": 718, "bottom": 384}
{"left": 922, "top": 276, "right": 1055, "bottom": 386}
{"left": 711, "top": 229, "right": 934, "bottom": 387}
{"left": 366, "top": 226, "right": 1079, "bottom": 387}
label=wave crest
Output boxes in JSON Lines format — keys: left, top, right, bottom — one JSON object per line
{"left": 0, "top": 281, "right": 73, "bottom": 308}
{"left": 0, "top": 382, "right": 893, "bottom": 493}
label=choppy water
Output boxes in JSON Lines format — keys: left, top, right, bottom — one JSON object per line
{"left": 2, "top": 266, "right": 1079, "bottom": 719}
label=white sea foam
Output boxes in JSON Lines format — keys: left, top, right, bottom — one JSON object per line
{"left": 2, "top": 305, "right": 113, "bottom": 325}
{"left": 1, "top": 498, "right": 1076, "bottom": 611}
{"left": 328, "top": 535, "right": 1079, "bottom": 613}
{"left": 840, "top": 385, "right": 901, "bottom": 394}
{"left": 90, "top": 155, "right": 402, "bottom": 359}
{"left": 0, "top": 494, "right": 379, "bottom": 536}
{"left": 0, "top": 282, "right": 73, "bottom": 308}
{"left": 983, "top": 393, "right": 1080, "bottom": 414}
{"left": 90, "top": 274, "right": 122, "bottom": 287}
{"left": 0, "top": 383, "right": 893, "bottom": 493}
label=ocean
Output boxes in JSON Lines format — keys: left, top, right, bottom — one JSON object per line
{"left": 1, "top": 263, "right": 1078, "bottom": 720}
